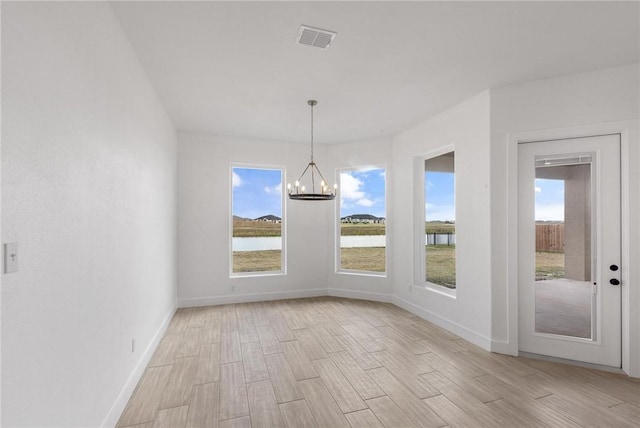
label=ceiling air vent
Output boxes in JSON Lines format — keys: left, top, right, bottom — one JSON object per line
{"left": 296, "top": 25, "right": 336, "bottom": 50}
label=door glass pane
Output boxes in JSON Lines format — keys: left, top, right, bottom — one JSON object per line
{"left": 534, "top": 157, "right": 593, "bottom": 339}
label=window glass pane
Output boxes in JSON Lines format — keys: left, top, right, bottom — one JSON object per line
{"left": 425, "top": 152, "right": 456, "bottom": 288}
{"left": 231, "top": 167, "right": 283, "bottom": 274}
{"left": 339, "top": 167, "right": 386, "bottom": 273}
{"left": 534, "top": 178, "right": 565, "bottom": 281}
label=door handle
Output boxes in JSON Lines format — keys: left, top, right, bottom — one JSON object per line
{"left": 610, "top": 278, "right": 620, "bottom": 286}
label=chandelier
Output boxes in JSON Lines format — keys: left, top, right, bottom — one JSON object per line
{"left": 288, "top": 100, "right": 336, "bottom": 200}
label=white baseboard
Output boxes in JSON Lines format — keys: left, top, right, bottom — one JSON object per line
{"left": 393, "top": 295, "right": 492, "bottom": 351}
{"left": 101, "top": 305, "right": 176, "bottom": 428}
{"left": 519, "top": 351, "right": 626, "bottom": 375}
{"left": 178, "top": 288, "right": 327, "bottom": 308}
{"left": 327, "top": 288, "right": 392, "bottom": 303}
{"left": 490, "top": 339, "right": 518, "bottom": 356}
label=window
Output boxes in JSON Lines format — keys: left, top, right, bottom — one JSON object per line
{"left": 230, "top": 166, "right": 285, "bottom": 275}
{"left": 424, "top": 151, "right": 456, "bottom": 288}
{"left": 337, "top": 167, "right": 386, "bottom": 274}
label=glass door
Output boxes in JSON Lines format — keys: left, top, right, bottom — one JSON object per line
{"left": 518, "top": 135, "right": 621, "bottom": 367}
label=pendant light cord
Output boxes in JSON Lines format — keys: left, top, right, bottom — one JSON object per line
{"left": 310, "top": 102, "right": 314, "bottom": 162}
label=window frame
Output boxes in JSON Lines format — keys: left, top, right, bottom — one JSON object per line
{"left": 413, "top": 146, "right": 457, "bottom": 297}
{"left": 229, "top": 163, "right": 287, "bottom": 278}
{"left": 335, "top": 165, "right": 388, "bottom": 277}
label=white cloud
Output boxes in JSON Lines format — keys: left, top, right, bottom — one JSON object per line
{"left": 535, "top": 186, "right": 541, "bottom": 194}
{"left": 354, "top": 166, "right": 378, "bottom": 173}
{"left": 340, "top": 173, "right": 365, "bottom": 200}
{"left": 357, "top": 198, "right": 374, "bottom": 207}
{"left": 264, "top": 183, "right": 282, "bottom": 195}
{"left": 232, "top": 171, "right": 242, "bottom": 187}
{"left": 339, "top": 171, "right": 384, "bottom": 210}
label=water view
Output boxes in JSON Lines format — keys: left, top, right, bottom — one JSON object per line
{"left": 233, "top": 234, "right": 456, "bottom": 251}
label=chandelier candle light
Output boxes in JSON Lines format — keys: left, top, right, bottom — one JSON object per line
{"left": 288, "top": 100, "right": 337, "bottom": 200}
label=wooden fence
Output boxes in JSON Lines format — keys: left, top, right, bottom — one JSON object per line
{"left": 536, "top": 223, "right": 564, "bottom": 253}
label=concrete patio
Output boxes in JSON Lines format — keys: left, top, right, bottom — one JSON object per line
{"left": 535, "top": 278, "right": 592, "bottom": 339}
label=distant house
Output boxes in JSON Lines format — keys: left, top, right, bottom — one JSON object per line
{"left": 255, "top": 214, "right": 281, "bottom": 223}
{"left": 341, "top": 214, "right": 385, "bottom": 224}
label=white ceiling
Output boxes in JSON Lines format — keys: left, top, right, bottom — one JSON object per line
{"left": 111, "top": 1, "right": 639, "bottom": 144}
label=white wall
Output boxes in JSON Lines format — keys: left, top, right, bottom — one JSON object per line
{"left": 177, "top": 133, "right": 397, "bottom": 303}
{"left": 0, "top": 3, "right": 4, "bottom": 423}
{"left": 2, "top": 3, "right": 177, "bottom": 426}
{"left": 326, "top": 138, "right": 394, "bottom": 301}
{"left": 177, "top": 132, "right": 332, "bottom": 306}
{"left": 391, "top": 91, "right": 493, "bottom": 348}
{"left": 489, "top": 64, "right": 640, "bottom": 374}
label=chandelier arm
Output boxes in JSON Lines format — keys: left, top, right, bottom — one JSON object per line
{"left": 312, "top": 164, "right": 331, "bottom": 192}
{"left": 311, "top": 163, "right": 317, "bottom": 193}
{"left": 295, "top": 162, "right": 312, "bottom": 186}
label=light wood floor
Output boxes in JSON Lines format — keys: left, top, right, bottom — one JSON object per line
{"left": 117, "top": 297, "right": 639, "bottom": 428}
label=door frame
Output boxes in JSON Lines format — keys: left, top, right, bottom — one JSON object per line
{"left": 505, "top": 121, "right": 639, "bottom": 377}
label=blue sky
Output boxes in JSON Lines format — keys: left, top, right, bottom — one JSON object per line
{"left": 340, "top": 168, "right": 386, "bottom": 218}
{"left": 233, "top": 167, "right": 566, "bottom": 222}
{"left": 425, "top": 171, "right": 455, "bottom": 221}
{"left": 535, "top": 178, "right": 564, "bottom": 221}
{"left": 232, "top": 166, "right": 388, "bottom": 219}
{"left": 232, "top": 167, "right": 282, "bottom": 219}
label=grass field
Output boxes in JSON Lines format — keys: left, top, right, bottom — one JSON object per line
{"left": 425, "top": 221, "right": 456, "bottom": 234}
{"left": 536, "top": 251, "right": 565, "bottom": 280}
{"left": 233, "top": 221, "right": 281, "bottom": 237}
{"left": 340, "top": 247, "right": 386, "bottom": 272}
{"left": 232, "top": 248, "right": 388, "bottom": 273}
{"left": 233, "top": 247, "right": 565, "bottom": 283}
{"left": 233, "top": 250, "right": 281, "bottom": 273}
{"left": 426, "top": 245, "right": 456, "bottom": 288}
{"left": 340, "top": 224, "right": 386, "bottom": 236}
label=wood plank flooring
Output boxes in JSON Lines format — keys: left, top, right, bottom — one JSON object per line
{"left": 118, "top": 297, "right": 640, "bottom": 427}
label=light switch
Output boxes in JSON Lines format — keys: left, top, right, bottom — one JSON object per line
{"left": 4, "top": 242, "right": 18, "bottom": 273}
